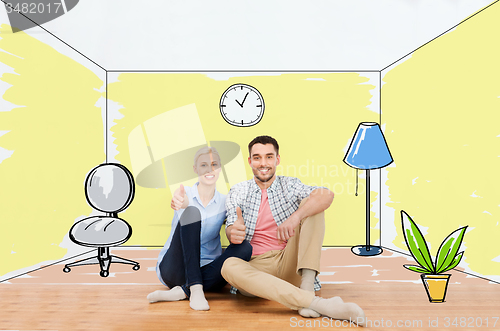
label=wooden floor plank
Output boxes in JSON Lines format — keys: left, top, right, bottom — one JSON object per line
{"left": 1, "top": 248, "right": 499, "bottom": 330}
{"left": 1, "top": 283, "right": 500, "bottom": 330}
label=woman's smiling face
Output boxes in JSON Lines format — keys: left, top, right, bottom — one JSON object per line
{"left": 194, "top": 152, "right": 221, "bottom": 185}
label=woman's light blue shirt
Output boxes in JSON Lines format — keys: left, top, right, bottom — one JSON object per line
{"left": 156, "top": 183, "right": 227, "bottom": 284}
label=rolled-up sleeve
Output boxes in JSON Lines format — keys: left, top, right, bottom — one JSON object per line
{"left": 288, "top": 177, "right": 324, "bottom": 205}
{"left": 225, "top": 183, "right": 244, "bottom": 228}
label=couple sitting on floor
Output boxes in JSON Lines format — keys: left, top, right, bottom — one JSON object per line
{"left": 147, "top": 135, "right": 365, "bottom": 326}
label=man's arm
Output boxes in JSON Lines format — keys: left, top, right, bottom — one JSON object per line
{"left": 225, "top": 207, "right": 246, "bottom": 244}
{"left": 225, "top": 225, "right": 233, "bottom": 243}
{"left": 276, "top": 188, "right": 334, "bottom": 242}
{"left": 225, "top": 183, "right": 246, "bottom": 244}
{"left": 291, "top": 188, "right": 334, "bottom": 222}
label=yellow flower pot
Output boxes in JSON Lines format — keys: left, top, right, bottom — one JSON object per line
{"left": 420, "top": 274, "right": 451, "bottom": 303}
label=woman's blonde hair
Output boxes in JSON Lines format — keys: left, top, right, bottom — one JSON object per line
{"left": 193, "top": 146, "right": 221, "bottom": 166}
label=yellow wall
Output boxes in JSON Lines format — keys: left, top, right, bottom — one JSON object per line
{"left": 382, "top": 3, "right": 500, "bottom": 277}
{"left": 0, "top": 25, "right": 104, "bottom": 277}
{"left": 108, "top": 72, "right": 378, "bottom": 248}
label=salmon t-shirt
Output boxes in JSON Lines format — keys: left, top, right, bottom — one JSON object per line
{"left": 250, "top": 189, "right": 287, "bottom": 256}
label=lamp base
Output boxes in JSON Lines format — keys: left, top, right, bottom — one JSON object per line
{"left": 351, "top": 245, "right": 383, "bottom": 256}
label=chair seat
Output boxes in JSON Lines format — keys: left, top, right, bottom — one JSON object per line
{"left": 69, "top": 216, "right": 132, "bottom": 247}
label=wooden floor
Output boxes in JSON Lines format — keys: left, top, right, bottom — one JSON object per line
{"left": 1, "top": 247, "right": 499, "bottom": 330}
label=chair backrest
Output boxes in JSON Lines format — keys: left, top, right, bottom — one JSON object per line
{"left": 85, "top": 163, "right": 135, "bottom": 214}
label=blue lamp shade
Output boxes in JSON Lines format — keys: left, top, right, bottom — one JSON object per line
{"left": 344, "top": 122, "right": 393, "bottom": 170}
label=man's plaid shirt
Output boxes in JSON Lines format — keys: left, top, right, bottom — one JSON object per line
{"left": 225, "top": 176, "right": 324, "bottom": 293}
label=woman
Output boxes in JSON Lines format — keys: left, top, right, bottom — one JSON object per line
{"left": 147, "top": 146, "right": 252, "bottom": 310}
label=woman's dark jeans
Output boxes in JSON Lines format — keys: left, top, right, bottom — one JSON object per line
{"left": 158, "top": 206, "right": 252, "bottom": 297}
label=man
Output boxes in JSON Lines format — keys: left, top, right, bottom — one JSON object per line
{"left": 222, "top": 135, "right": 365, "bottom": 326}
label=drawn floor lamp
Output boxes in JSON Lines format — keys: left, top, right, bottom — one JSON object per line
{"left": 344, "top": 122, "right": 393, "bottom": 256}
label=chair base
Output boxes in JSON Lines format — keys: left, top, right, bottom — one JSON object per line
{"left": 63, "top": 247, "right": 140, "bottom": 277}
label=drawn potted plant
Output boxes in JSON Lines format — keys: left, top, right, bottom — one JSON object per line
{"left": 401, "top": 210, "right": 467, "bottom": 303}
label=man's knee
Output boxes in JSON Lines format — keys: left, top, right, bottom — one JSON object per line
{"left": 300, "top": 210, "right": 325, "bottom": 226}
{"left": 299, "top": 197, "right": 309, "bottom": 208}
{"left": 221, "top": 257, "right": 241, "bottom": 278}
{"left": 298, "top": 197, "right": 326, "bottom": 224}
{"left": 178, "top": 206, "right": 201, "bottom": 226}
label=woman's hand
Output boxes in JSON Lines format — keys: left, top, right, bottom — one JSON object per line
{"left": 171, "top": 184, "right": 189, "bottom": 210}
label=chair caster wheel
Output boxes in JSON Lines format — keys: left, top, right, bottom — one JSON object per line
{"left": 63, "top": 267, "right": 71, "bottom": 273}
{"left": 100, "top": 270, "right": 109, "bottom": 277}
{"left": 133, "top": 265, "right": 140, "bottom": 271}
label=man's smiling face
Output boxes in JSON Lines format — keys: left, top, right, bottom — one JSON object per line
{"left": 248, "top": 143, "right": 280, "bottom": 187}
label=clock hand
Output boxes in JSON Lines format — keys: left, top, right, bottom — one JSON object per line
{"left": 235, "top": 92, "right": 249, "bottom": 108}
{"left": 241, "top": 92, "right": 249, "bottom": 106}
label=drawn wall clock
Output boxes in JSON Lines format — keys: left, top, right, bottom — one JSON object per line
{"left": 219, "top": 83, "right": 265, "bottom": 127}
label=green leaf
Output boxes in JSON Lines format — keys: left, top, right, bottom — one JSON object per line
{"left": 403, "top": 264, "right": 433, "bottom": 274}
{"left": 439, "top": 251, "right": 464, "bottom": 273}
{"left": 435, "top": 226, "right": 468, "bottom": 274}
{"left": 401, "top": 210, "right": 434, "bottom": 272}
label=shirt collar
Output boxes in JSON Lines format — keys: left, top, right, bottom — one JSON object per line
{"left": 250, "top": 176, "right": 280, "bottom": 193}
{"left": 250, "top": 179, "right": 261, "bottom": 193}
{"left": 268, "top": 176, "right": 280, "bottom": 192}
{"left": 193, "top": 182, "right": 219, "bottom": 206}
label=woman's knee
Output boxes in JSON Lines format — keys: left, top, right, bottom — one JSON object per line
{"left": 240, "top": 240, "right": 253, "bottom": 261}
{"left": 178, "top": 206, "right": 201, "bottom": 226}
{"left": 227, "top": 240, "right": 252, "bottom": 261}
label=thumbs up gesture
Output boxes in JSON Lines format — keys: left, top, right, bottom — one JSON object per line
{"left": 171, "top": 184, "right": 188, "bottom": 210}
{"left": 230, "top": 207, "right": 246, "bottom": 244}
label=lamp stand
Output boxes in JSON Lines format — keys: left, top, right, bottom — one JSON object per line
{"left": 351, "top": 169, "right": 383, "bottom": 256}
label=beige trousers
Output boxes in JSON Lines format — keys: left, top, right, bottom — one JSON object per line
{"left": 221, "top": 200, "right": 325, "bottom": 310}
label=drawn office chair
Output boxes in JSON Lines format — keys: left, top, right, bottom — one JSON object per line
{"left": 63, "top": 163, "right": 140, "bottom": 277}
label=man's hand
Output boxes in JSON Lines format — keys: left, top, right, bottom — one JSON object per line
{"left": 276, "top": 214, "right": 300, "bottom": 243}
{"left": 230, "top": 207, "right": 246, "bottom": 244}
{"left": 171, "top": 184, "right": 188, "bottom": 210}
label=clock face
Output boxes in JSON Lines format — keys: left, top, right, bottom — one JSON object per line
{"left": 219, "top": 84, "right": 265, "bottom": 127}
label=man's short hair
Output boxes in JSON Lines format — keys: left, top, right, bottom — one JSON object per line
{"left": 248, "top": 135, "right": 279, "bottom": 156}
